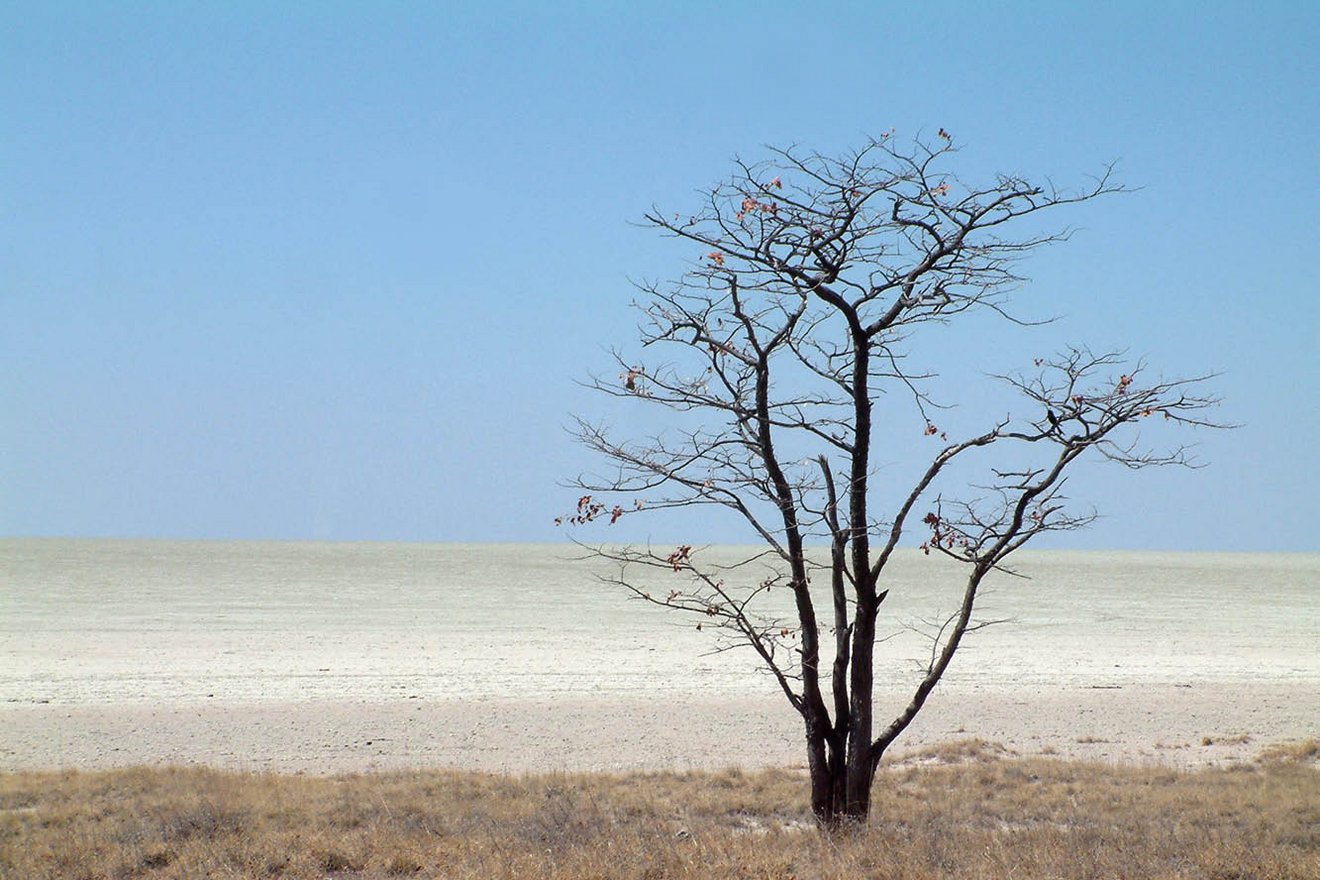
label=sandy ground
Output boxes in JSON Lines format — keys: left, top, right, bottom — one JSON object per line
{"left": 4, "top": 542, "right": 1316, "bottom": 775}
{"left": 3, "top": 682, "right": 1315, "bottom": 775}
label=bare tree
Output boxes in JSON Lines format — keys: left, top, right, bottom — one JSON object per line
{"left": 565, "top": 133, "right": 1220, "bottom": 827}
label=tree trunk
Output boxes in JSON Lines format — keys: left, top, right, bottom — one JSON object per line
{"left": 804, "top": 712, "right": 834, "bottom": 823}
{"left": 843, "top": 583, "right": 879, "bottom": 818}
{"left": 807, "top": 719, "right": 883, "bottom": 827}
{"left": 806, "top": 738, "right": 847, "bottom": 827}
{"left": 808, "top": 758, "right": 877, "bottom": 827}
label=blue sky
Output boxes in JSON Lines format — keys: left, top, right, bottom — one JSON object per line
{"left": 2, "top": 2, "right": 1316, "bottom": 550}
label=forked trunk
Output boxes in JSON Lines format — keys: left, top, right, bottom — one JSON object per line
{"left": 806, "top": 724, "right": 880, "bottom": 827}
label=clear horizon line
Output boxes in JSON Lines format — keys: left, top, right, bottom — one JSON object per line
{"left": 2, "top": 533, "right": 1315, "bottom": 556}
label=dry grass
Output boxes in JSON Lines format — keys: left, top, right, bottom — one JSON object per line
{"left": 2, "top": 741, "right": 1317, "bottom": 879}
{"left": 1201, "top": 733, "right": 1253, "bottom": 747}
{"left": 1258, "top": 738, "right": 1320, "bottom": 764}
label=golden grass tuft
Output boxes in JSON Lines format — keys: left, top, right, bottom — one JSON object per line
{"left": 2, "top": 749, "right": 1317, "bottom": 879}
{"left": 1200, "top": 732, "right": 1252, "bottom": 747}
{"left": 888, "top": 736, "right": 1015, "bottom": 766}
{"left": 1256, "top": 737, "right": 1320, "bottom": 764}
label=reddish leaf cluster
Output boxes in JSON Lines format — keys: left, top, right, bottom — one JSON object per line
{"left": 555, "top": 494, "right": 636, "bottom": 527}
{"left": 667, "top": 544, "right": 692, "bottom": 571}
{"left": 919, "top": 511, "right": 970, "bottom": 555}
{"left": 558, "top": 494, "right": 605, "bottom": 526}
{"left": 735, "top": 195, "right": 779, "bottom": 221}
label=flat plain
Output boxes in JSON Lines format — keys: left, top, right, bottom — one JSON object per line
{"left": 2, "top": 539, "right": 1316, "bottom": 773}
{"left": 2, "top": 540, "right": 1318, "bottom": 878}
